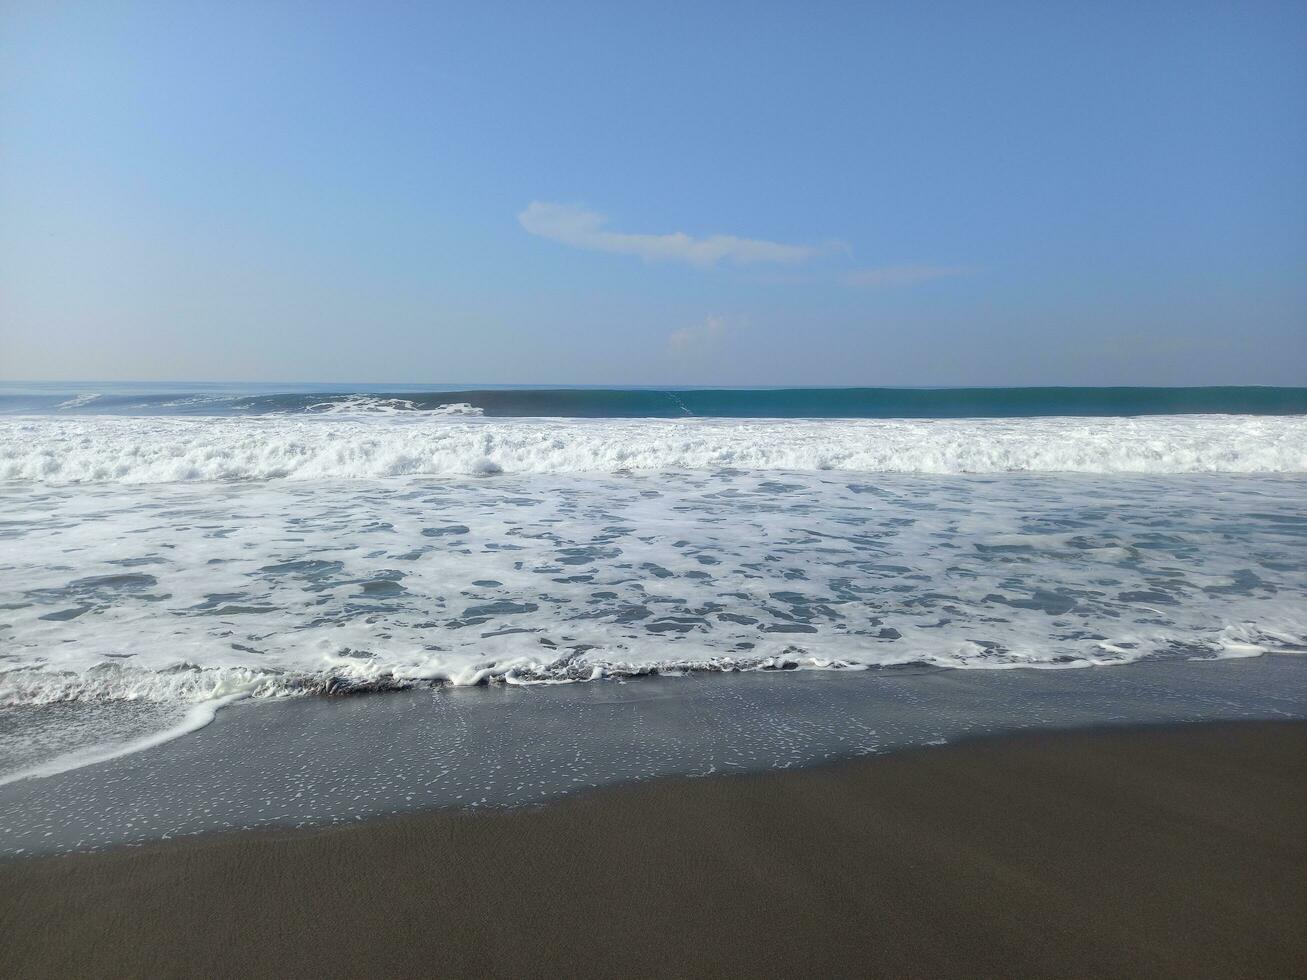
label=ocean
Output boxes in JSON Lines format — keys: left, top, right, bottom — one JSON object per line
{"left": 2, "top": 382, "right": 1306, "bottom": 811}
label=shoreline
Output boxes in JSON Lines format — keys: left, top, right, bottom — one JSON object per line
{"left": 4, "top": 719, "right": 1306, "bottom": 978}
{"left": 6, "top": 655, "right": 1307, "bottom": 858}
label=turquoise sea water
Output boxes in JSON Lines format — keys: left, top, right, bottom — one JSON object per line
{"left": 2, "top": 382, "right": 1306, "bottom": 418}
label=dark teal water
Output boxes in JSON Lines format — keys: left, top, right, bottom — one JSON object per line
{"left": 3, "top": 383, "right": 1306, "bottom": 418}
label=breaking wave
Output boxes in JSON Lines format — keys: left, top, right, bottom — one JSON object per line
{"left": 7, "top": 384, "right": 1307, "bottom": 419}
{"left": 2, "top": 414, "right": 1305, "bottom": 484}
{"left": 303, "top": 396, "right": 484, "bottom": 416}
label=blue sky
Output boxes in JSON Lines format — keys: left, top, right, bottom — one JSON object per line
{"left": 2, "top": 1, "right": 1304, "bottom": 385}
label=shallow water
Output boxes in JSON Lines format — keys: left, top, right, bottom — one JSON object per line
{"left": 2, "top": 657, "right": 1306, "bottom": 857}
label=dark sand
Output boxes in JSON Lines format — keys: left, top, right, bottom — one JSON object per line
{"left": 3, "top": 721, "right": 1305, "bottom": 979}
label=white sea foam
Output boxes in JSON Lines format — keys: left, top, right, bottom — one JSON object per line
{"left": 5, "top": 410, "right": 1303, "bottom": 787}
{"left": 0, "top": 693, "right": 247, "bottom": 786}
{"left": 303, "top": 396, "right": 484, "bottom": 416}
{"left": 1, "top": 414, "right": 1304, "bottom": 484}
{"left": 2, "top": 471, "right": 1304, "bottom": 713}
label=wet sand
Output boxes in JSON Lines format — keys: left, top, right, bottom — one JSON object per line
{"left": 11, "top": 656, "right": 1307, "bottom": 859}
{"left": 3, "top": 720, "right": 1305, "bottom": 979}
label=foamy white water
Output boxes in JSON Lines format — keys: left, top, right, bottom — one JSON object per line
{"left": 2, "top": 410, "right": 1305, "bottom": 780}
{"left": 2, "top": 413, "right": 1304, "bottom": 484}
{"left": 2, "top": 470, "right": 1304, "bottom": 716}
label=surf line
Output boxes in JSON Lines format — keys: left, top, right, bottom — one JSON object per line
{"left": 0, "top": 691, "right": 250, "bottom": 788}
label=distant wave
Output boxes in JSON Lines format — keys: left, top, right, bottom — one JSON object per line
{"left": 342, "top": 385, "right": 1307, "bottom": 419}
{"left": 54, "top": 392, "right": 102, "bottom": 410}
{"left": 2, "top": 414, "right": 1305, "bottom": 483}
{"left": 5, "top": 385, "right": 1307, "bottom": 419}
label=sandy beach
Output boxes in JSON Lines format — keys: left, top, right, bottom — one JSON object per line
{"left": 4, "top": 719, "right": 1304, "bottom": 979}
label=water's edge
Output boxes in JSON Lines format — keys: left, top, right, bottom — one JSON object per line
{"left": 3, "top": 655, "right": 1305, "bottom": 858}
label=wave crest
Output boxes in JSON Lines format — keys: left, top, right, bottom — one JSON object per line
{"left": 303, "top": 396, "right": 484, "bottom": 416}
{"left": 1, "top": 414, "right": 1304, "bottom": 484}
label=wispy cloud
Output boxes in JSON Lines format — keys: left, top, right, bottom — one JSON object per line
{"left": 519, "top": 202, "right": 819, "bottom": 268}
{"left": 668, "top": 314, "right": 736, "bottom": 355}
{"left": 845, "top": 265, "right": 968, "bottom": 288}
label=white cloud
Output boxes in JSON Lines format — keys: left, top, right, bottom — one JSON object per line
{"left": 845, "top": 264, "right": 968, "bottom": 288}
{"left": 668, "top": 314, "right": 734, "bottom": 355}
{"left": 519, "top": 202, "right": 819, "bottom": 268}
